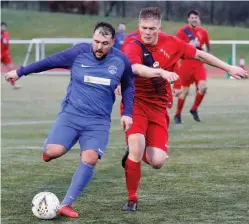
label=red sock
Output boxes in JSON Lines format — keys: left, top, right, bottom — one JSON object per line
{"left": 191, "top": 92, "right": 205, "bottom": 111}
{"left": 10, "top": 80, "right": 15, "bottom": 86}
{"left": 142, "top": 150, "right": 149, "bottom": 165}
{"left": 125, "top": 158, "right": 141, "bottom": 202}
{"left": 175, "top": 98, "right": 185, "bottom": 115}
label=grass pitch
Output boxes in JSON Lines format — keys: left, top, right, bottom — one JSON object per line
{"left": 1, "top": 76, "right": 249, "bottom": 224}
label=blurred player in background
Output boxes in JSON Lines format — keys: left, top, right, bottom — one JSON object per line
{"left": 114, "top": 22, "right": 127, "bottom": 50}
{"left": 114, "top": 23, "right": 127, "bottom": 95}
{"left": 120, "top": 7, "right": 248, "bottom": 211}
{"left": 1, "top": 22, "right": 20, "bottom": 89}
{"left": 5, "top": 22, "right": 134, "bottom": 218}
{"left": 174, "top": 10, "right": 211, "bottom": 124}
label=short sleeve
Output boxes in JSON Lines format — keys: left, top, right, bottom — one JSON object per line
{"left": 204, "top": 30, "right": 210, "bottom": 45}
{"left": 121, "top": 42, "right": 143, "bottom": 65}
{"left": 176, "top": 29, "right": 189, "bottom": 43}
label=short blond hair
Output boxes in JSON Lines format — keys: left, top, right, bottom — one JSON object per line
{"left": 139, "top": 7, "right": 162, "bottom": 21}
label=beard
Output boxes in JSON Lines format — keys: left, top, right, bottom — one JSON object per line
{"left": 94, "top": 50, "right": 107, "bottom": 60}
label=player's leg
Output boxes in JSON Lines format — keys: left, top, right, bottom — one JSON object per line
{"left": 59, "top": 120, "right": 110, "bottom": 218}
{"left": 43, "top": 112, "right": 79, "bottom": 162}
{"left": 144, "top": 110, "right": 169, "bottom": 168}
{"left": 174, "top": 66, "right": 192, "bottom": 124}
{"left": 174, "top": 86, "right": 190, "bottom": 124}
{"left": 123, "top": 132, "right": 145, "bottom": 210}
{"left": 122, "top": 102, "right": 148, "bottom": 211}
{"left": 190, "top": 65, "right": 207, "bottom": 122}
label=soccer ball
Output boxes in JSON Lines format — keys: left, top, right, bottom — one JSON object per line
{"left": 31, "top": 192, "right": 60, "bottom": 220}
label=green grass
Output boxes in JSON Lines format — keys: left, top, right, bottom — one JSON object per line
{"left": 2, "top": 9, "right": 249, "bottom": 65}
{"left": 1, "top": 76, "right": 249, "bottom": 224}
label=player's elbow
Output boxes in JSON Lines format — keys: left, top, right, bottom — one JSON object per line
{"left": 195, "top": 50, "right": 205, "bottom": 62}
{"left": 131, "top": 64, "right": 141, "bottom": 76}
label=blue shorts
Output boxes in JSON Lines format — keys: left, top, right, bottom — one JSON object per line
{"left": 45, "top": 111, "right": 110, "bottom": 158}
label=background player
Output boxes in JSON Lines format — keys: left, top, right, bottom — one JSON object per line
{"left": 4, "top": 22, "right": 134, "bottom": 218}
{"left": 174, "top": 10, "right": 211, "bottom": 123}
{"left": 113, "top": 22, "right": 127, "bottom": 50}
{"left": 1, "top": 22, "right": 20, "bottom": 89}
{"left": 120, "top": 7, "right": 248, "bottom": 211}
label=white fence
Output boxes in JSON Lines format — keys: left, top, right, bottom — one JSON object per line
{"left": 10, "top": 38, "right": 249, "bottom": 68}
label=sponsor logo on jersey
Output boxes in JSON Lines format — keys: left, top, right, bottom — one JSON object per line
{"left": 84, "top": 75, "right": 111, "bottom": 86}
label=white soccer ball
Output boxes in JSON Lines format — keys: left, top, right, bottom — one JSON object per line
{"left": 31, "top": 192, "right": 60, "bottom": 220}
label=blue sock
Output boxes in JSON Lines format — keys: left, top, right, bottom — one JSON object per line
{"left": 60, "top": 161, "right": 95, "bottom": 207}
{"left": 43, "top": 138, "right": 48, "bottom": 152}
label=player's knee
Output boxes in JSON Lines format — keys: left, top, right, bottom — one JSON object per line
{"left": 150, "top": 157, "right": 168, "bottom": 169}
{"left": 198, "top": 85, "right": 207, "bottom": 94}
{"left": 181, "top": 88, "right": 189, "bottom": 98}
{"left": 128, "top": 134, "right": 146, "bottom": 162}
{"left": 46, "top": 144, "right": 66, "bottom": 158}
{"left": 81, "top": 150, "right": 98, "bottom": 165}
{"left": 151, "top": 162, "right": 164, "bottom": 169}
{"left": 198, "top": 82, "right": 208, "bottom": 94}
{"left": 146, "top": 147, "right": 168, "bottom": 169}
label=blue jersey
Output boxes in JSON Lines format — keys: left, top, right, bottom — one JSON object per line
{"left": 114, "top": 32, "right": 126, "bottom": 50}
{"left": 17, "top": 43, "right": 134, "bottom": 120}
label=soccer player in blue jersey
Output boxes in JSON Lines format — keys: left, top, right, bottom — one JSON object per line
{"left": 5, "top": 22, "right": 135, "bottom": 218}
{"left": 113, "top": 23, "right": 126, "bottom": 50}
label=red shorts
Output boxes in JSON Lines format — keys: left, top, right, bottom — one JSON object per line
{"left": 1, "top": 53, "right": 12, "bottom": 65}
{"left": 121, "top": 100, "right": 169, "bottom": 152}
{"left": 180, "top": 64, "right": 207, "bottom": 87}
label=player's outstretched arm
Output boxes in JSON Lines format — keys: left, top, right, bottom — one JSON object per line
{"left": 6, "top": 44, "right": 87, "bottom": 80}
{"left": 132, "top": 64, "right": 161, "bottom": 78}
{"left": 120, "top": 57, "right": 135, "bottom": 132}
{"left": 132, "top": 64, "right": 179, "bottom": 83}
{"left": 195, "top": 50, "right": 248, "bottom": 79}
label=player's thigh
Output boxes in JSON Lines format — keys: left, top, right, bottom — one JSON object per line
{"left": 125, "top": 101, "right": 148, "bottom": 142}
{"left": 126, "top": 102, "right": 148, "bottom": 160}
{"left": 146, "top": 111, "right": 169, "bottom": 152}
{"left": 179, "top": 66, "right": 194, "bottom": 87}
{"left": 194, "top": 65, "right": 207, "bottom": 88}
{"left": 145, "top": 114, "right": 169, "bottom": 168}
{"left": 46, "top": 112, "right": 79, "bottom": 152}
{"left": 145, "top": 121, "right": 169, "bottom": 168}
{"left": 126, "top": 101, "right": 148, "bottom": 137}
{"left": 79, "top": 124, "right": 110, "bottom": 160}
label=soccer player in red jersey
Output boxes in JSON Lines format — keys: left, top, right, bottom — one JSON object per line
{"left": 120, "top": 7, "right": 248, "bottom": 211}
{"left": 1, "top": 22, "right": 20, "bottom": 89}
{"left": 174, "top": 10, "right": 210, "bottom": 123}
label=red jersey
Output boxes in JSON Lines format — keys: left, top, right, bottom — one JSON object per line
{"left": 1, "top": 31, "right": 10, "bottom": 55}
{"left": 122, "top": 30, "right": 196, "bottom": 111}
{"left": 176, "top": 25, "right": 210, "bottom": 68}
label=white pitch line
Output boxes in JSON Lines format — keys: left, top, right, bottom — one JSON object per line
{"left": 1, "top": 109, "right": 249, "bottom": 126}
{"left": 1, "top": 120, "right": 54, "bottom": 126}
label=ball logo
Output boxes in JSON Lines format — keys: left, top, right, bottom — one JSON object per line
{"left": 153, "top": 61, "right": 160, "bottom": 68}
{"left": 108, "top": 65, "right": 117, "bottom": 75}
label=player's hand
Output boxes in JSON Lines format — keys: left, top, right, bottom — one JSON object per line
{"left": 173, "top": 88, "right": 182, "bottom": 97}
{"left": 120, "top": 115, "right": 133, "bottom": 132}
{"left": 227, "top": 65, "right": 248, "bottom": 79}
{"left": 114, "top": 85, "right": 121, "bottom": 95}
{"left": 5, "top": 70, "right": 19, "bottom": 82}
{"left": 160, "top": 70, "right": 179, "bottom": 83}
